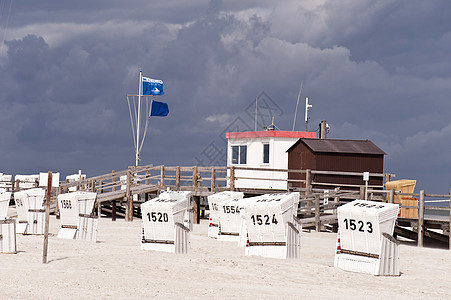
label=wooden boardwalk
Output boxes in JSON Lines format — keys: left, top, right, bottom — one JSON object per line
{"left": 29, "top": 163, "right": 447, "bottom": 249}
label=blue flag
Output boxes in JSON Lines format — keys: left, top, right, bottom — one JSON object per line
{"left": 151, "top": 100, "right": 169, "bottom": 117}
{"left": 142, "top": 76, "right": 164, "bottom": 95}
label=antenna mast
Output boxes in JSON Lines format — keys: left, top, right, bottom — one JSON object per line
{"left": 305, "top": 97, "right": 312, "bottom": 131}
{"left": 292, "top": 80, "right": 303, "bottom": 131}
{"left": 254, "top": 97, "right": 258, "bottom": 131}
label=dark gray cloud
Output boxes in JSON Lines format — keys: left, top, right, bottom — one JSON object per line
{"left": 1, "top": 0, "right": 451, "bottom": 193}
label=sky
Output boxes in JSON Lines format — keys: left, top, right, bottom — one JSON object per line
{"left": 1, "top": 0, "right": 451, "bottom": 193}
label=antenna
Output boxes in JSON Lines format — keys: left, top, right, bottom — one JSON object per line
{"left": 264, "top": 117, "right": 280, "bottom": 131}
{"left": 292, "top": 80, "right": 303, "bottom": 131}
{"left": 254, "top": 97, "right": 258, "bottom": 131}
{"left": 305, "top": 97, "right": 312, "bottom": 131}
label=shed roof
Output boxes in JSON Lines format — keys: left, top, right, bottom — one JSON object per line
{"left": 226, "top": 130, "right": 316, "bottom": 139}
{"left": 287, "top": 138, "right": 386, "bottom": 155}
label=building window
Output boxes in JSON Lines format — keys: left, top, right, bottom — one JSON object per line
{"left": 232, "top": 145, "right": 247, "bottom": 164}
{"left": 263, "top": 144, "right": 269, "bottom": 164}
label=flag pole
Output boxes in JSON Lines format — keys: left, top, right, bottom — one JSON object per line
{"left": 136, "top": 71, "right": 142, "bottom": 167}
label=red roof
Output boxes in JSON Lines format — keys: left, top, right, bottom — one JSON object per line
{"left": 226, "top": 131, "right": 316, "bottom": 139}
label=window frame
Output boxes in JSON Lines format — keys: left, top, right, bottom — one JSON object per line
{"left": 231, "top": 145, "right": 247, "bottom": 165}
{"left": 263, "top": 143, "right": 270, "bottom": 164}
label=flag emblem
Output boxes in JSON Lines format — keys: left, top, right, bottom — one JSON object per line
{"left": 142, "top": 76, "right": 164, "bottom": 95}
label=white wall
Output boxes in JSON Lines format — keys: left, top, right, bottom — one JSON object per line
{"left": 227, "top": 137, "right": 298, "bottom": 190}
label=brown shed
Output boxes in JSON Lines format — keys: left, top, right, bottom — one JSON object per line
{"left": 287, "top": 138, "right": 386, "bottom": 190}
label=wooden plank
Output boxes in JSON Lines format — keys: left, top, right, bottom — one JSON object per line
{"left": 424, "top": 229, "right": 448, "bottom": 244}
{"left": 389, "top": 189, "right": 394, "bottom": 204}
{"left": 175, "top": 166, "right": 180, "bottom": 190}
{"left": 234, "top": 176, "right": 303, "bottom": 182}
{"left": 418, "top": 190, "right": 425, "bottom": 247}
{"left": 42, "top": 171, "right": 52, "bottom": 264}
{"left": 112, "top": 170, "right": 117, "bottom": 221}
{"left": 394, "top": 226, "right": 417, "bottom": 241}
{"left": 229, "top": 167, "right": 235, "bottom": 191}
{"left": 211, "top": 167, "right": 216, "bottom": 191}
{"left": 313, "top": 181, "right": 384, "bottom": 189}
{"left": 395, "top": 226, "right": 448, "bottom": 244}
{"left": 193, "top": 196, "right": 200, "bottom": 224}
{"left": 299, "top": 214, "right": 337, "bottom": 228}
{"left": 425, "top": 193, "right": 451, "bottom": 198}
{"left": 311, "top": 170, "right": 385, "bottom": 177}
{"left": 160, "top": 165, "right": 165, "bottom": 186}
{"left": 192, "top": 166, "right": 198, "bottom": 189}
{"left": 315, "top": 194, "right": 320, "bottom": 232}
{"left": 125, "top": 170, "right": 132, "bottom": 221}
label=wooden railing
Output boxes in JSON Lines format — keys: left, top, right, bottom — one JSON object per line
{"left": 231, "top": 166, "right": 385, "bottom": 191}
{"left": 59, "top": 164, "right": 229, "bottom": 194}
{"left": 3, "top": 164, "right": 451, "bottom": 248}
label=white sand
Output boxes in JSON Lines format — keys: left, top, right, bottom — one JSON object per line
{"left": 1, "top": 216, "right": 451, "bottom": 299}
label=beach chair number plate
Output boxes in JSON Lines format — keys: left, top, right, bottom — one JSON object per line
{"left": 147, "top": 212, "right": 169, "bottom": 223}
{"left": 250, "top": 214, "right": 278, "bottom": 225}
{"left": 223, "top": 205, "right": 240, "bottom": 214}
{"left": 343, "top": 219, "right": 373, "bottom": 233}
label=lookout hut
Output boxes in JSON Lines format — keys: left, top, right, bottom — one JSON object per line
{"left": 226, "top": 130, "right": 316, "bottom": 190}
{"left": 287, "top": 138, "right": 386, "bottom": 190}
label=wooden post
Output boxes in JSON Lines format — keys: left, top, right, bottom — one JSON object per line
{"left": 192, "top": 166, "right": 198, "bottom": 189}
{"left": 55, "top": 186, "right": 62, "bottom": 219}
{"left": 125, "top": 170, "right": 132, "bottom": 221}
{"left": 42, "top": 171, "right": 52, "bottom": 264}
{"left": 359, "top": 186, "right": 365, "bottom": 200}
{"left": 145, "top": 170, "right": 149, "bottom": 185}
{"left": 112, "top": 171, "right": 116, "bottom": 221}
{"left": 384, "top": 173, "right": 392, "bottom": 183}
{"left": 175, "top": 166, "right": 181, "bottom": 190}
{"left": 333, "top": 187, "right": 340, "bottom": 215}
{"left": 98, "top": 180, "right": 103, "bottom": 194}
{"left": 196, "top": 167, "right": 200, "bottom": 188}
{"left": 389, "top": 189, "right": 395, "bottom": 204}
{"left": 97, "top": 180, "right": 103, "bottom": 217}
{"left": 418, "top": 190, "right": 425, "bottom": 247}
{"left": 305, "top": 170, "right": 312, "bottom": 212}
{"left": 193, "top": 196, "right": 200, "bottom": 224}
{"left": 229, "top": 166, "right": 235, "bottom": 191}
{"left": 160, "top": 165, "right": 165, "bottom": 187}
{"left": 365, "top": 180, "right": 368, "bottom": 200}
{"left": 90, "top": 179, "right": 96, "bottom": 192}
{"left": 315, "top": 194, "right": 320, "bottom": 232}
{"left": 305, "top": 169, "right": 311, "bottom": 194}
{"left": 211, "top": 167, "right": 216, "bottom": 191}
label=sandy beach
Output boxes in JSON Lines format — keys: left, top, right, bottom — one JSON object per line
{"left": 1, "top": 215, "right": 451, "bottom": 299}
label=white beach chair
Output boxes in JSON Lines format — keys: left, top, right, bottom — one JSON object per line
{"left": 57, "top": 191, "right": 98, "bottom": 242}
{"left": 334, "top": 199, "right": 400, "bottom": 276}
{"left": 241, "top": 192, "right": 302, "bottom": 259}
{"left": 141, "top": 191, "right": 191, "bottom": 254}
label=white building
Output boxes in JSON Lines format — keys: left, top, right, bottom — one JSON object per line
{"left": 226, "top": 130, "right": 316, "bottom": 190}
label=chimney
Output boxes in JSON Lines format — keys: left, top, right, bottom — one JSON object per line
{"left": 319, "top": 120, "right": 327, "bottom": 139}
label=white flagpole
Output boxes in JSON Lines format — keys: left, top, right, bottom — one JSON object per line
{"left": 136, "top": 71, "right": 142, "bottom": 166}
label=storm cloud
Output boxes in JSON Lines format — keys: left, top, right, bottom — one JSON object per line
{"left": 1, "top": 0, "right": 451, "bottom": 193}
